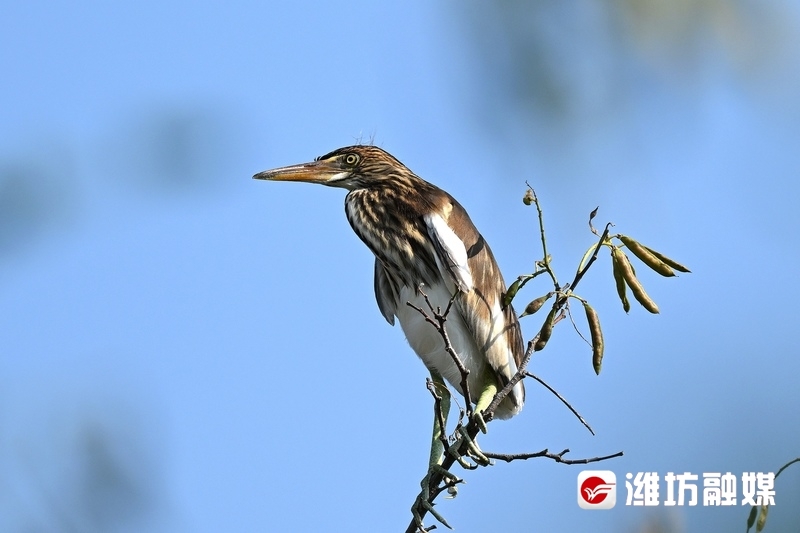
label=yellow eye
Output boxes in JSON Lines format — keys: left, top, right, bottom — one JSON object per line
{"left": 344, "top": 153, "right": 359, "bottom": 166}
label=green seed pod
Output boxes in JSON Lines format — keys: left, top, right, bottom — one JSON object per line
{"left": 747, "top": 506, "right": 758, "bottom": 530}
{"left": 534, "top": 307, "right": 557, "bottom": 351}
{"left": 611, "top": 249, "right": 631, "bottom": 313}
{"left": 503, "top": 279, "right": 522, "bottom": 308}
{"left": 644, "top": 246, "right": 691, "bottom": 273}
{"left": 756, "top": 504, "right": 769, "bottom": 532}
{"left": 619, "top": 235, "right": 675, "bottom": 277}
{"left": 583, "top": 302, "right": 604, "bottom": 375}
{"left": 520, "top": 292, "right": 553, "bottom": 317}
{"left": 613, "top": 248, "right": 660, "bottom": 314}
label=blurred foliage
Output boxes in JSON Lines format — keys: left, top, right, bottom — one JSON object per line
{"left": 457, "top": 0, "right": 794, "bottom": 137}
{"left": 0, "top": 105, "right": 234, "bottom": 259}
{"left": 103, "top": 106, "right": 235, "bottom": 193}
{"left": 78, "top": 424, "right": 151, "bottom": 530}
{"left": 0, "top": 146, "right": 74, "bottom": 255}
{"left": 615, "top": 0, "right": 782, "bottom": 72}
{"left": 631, "top": 510, "right": 683, "bottom": 533}
{"left": 0, "top": 406, "right": 157, "bottom": 533}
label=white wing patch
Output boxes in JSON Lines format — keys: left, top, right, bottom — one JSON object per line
{"left": 424, "top": 213, "right": 473, "bottom": 293}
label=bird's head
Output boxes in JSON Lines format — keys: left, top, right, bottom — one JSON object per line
{"left": 253, "top": 145, "right": 408, "bottom": 191}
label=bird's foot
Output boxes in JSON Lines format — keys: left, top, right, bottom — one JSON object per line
{"left": 446, "top": 412, "right": 492, "bottom": 467}
{"left": 412, "top": 464, "right": 462, "bottom": 531}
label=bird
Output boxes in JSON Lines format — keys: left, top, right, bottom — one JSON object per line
{"left": 253, "top": 145, "right": 525, "bottom": 472}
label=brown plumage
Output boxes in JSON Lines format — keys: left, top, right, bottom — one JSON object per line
{"left": 254, "top": 145, "right": 525, "bottom": 419}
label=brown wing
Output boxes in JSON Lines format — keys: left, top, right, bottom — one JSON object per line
{"left": 424, "top": 194, "right": 525, "bottom": 417}
{"left": 374, "top": 258, "right": 397, "bottom": 325}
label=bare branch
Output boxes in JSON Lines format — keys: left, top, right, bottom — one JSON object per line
{"left": 485, "top": 448, "right": 624, "bottom": 464}
{"left": 406, "top": 290, "right": 474, "bottom": 419}
{"left": 525, "top": 372, "right": 594, "bottom": 436}
{"left": 525, "top": 183, "right": 559, "bottom": 291}
{"left": 569, "top": 222, "right": 612, "bottom": 293}
{"left": 484, "top": 339, "right": 535, "bottom": 421}
{"left": 565, "top": 299, "right": 592, "bottom": 347}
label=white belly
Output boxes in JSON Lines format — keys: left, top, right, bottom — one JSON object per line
{"left": 394, "top": 282, "right": 485, "bottom": 400}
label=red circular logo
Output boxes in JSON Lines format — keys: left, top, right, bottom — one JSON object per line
{"left": 580, "top": 476, "right": 611, "bottom": 504}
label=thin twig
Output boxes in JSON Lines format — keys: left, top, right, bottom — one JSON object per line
{"left": 565, "top": 299, "right": 591, "bottom": 347}
{"left": 484, "top": 309, "right": 567, "bottom": 420}
{"left": 526, "top": 182, "right": 559, "bottom": 291}
{"left": 484, "top": 448, "right": 623, "bottom": 464}
{"left": 406, "top": 290, "right": 474, "bottom": 419}
{"left": 512, "top": 270, "right": 547, "bottom": 296}
{"left": 525, "top": 372, "right": 594, "bottom": 436}
{"left": 484, "top": 339, "right": 535, "bottom": 421}
{"left": 776, "top": 457, "right": 800, "bottom": 479}
{"left": 569, "top": 222, "right": 611, "bottom": 293}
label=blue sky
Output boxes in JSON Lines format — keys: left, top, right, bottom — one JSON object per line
{"left": 2, "top": 1, "right": 800, "bottom": 532}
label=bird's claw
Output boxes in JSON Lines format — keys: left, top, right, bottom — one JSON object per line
{"left": 412, "top": 462, "right": 464, "bottom": 530}
{"left": 412, "top": 497, "right": 450, "bottom": 532}
{"left": 455, "top": 423, "right": 492, "bottom": 467}
{"left": 473, "top": 410, "right": 488, "bottom": 434}
{"left": 429, "top": 463, "right": 461, "bottom": 484}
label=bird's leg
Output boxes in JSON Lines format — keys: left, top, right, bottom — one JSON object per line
{"left": 412, "top": 373, "right": 461, "bottom": 530}
{"left": 429, "top": 374, "right": 450, "bottom": 467}
{"left": 472, "top": 376, "right": 497, "bottom": 434}
{"left": 451, "top": 368, "right": 498, "bottom": 467}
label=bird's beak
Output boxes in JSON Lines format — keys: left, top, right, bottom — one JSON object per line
{"left": 253, "top": 159, "right": 348, "bottom": 185}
